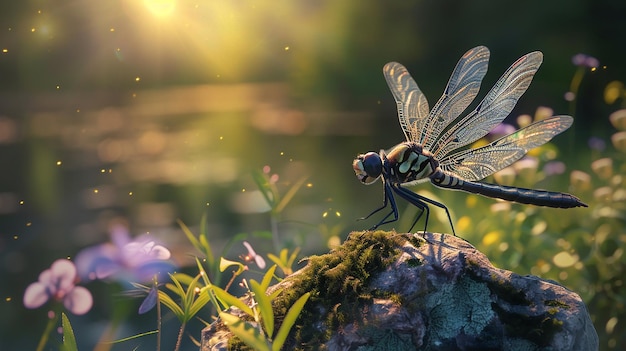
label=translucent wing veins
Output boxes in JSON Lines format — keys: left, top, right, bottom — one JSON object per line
{"left": 383, "top": 62, "right": 429, "bottom": 142}
{"left": 438, "top": 116, "right": 573, "bottom": 181}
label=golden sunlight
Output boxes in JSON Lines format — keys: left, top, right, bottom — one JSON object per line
{"left": 144, "top": 0, "right": 176, "bottom": 18}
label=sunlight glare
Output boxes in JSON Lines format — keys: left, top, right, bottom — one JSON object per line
{"left": 144, "top": 0, "right": 176, "bottom": 18}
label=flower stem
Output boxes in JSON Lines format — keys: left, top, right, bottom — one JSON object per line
{"left": 174, "top": 321, "right": 186, "bottom": 351}
{"left": 36, "top": 308, "right": 60, "bottom": 351}
{"left": 156, "top": 289, "right": 162, "bottom": 351}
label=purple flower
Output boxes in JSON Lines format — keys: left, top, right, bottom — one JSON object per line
{"left": 75, "top": 225, "right": 175, "bottom": 283}
{"left": 572, "top": 53, "right": 599, "bottom": 68}
{"left": 23, "top": 259, "right": 93, "bottom": 315}
{"left": 138, "top": 284, "right": 159, "bottom": 314}
{"left": 241, "top": 241, "right": 266, "bottom": 269}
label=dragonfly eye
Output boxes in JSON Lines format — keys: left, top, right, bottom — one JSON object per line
{"left": 353, "top": 152, "right": 382, "bottom": 184}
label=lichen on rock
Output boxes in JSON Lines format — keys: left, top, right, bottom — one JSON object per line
{"left": 202, "top": 231, "right": 598, "bottom": 351}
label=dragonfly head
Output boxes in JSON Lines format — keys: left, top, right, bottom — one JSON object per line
{"left": 353, "top": 152, "right": 382, "bottom": 184}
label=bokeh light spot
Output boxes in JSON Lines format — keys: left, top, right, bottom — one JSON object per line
{"left": 553, "top": 251, "right": 579, "bottom": 268}
{"left": 482, "top": 231, "right": 500, "bottom": 246}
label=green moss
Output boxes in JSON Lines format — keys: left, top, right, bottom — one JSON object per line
{"left": 371, "top": 289, "right": 404, "bottom": 305}
{"left": 544, "top": 299, "right": 571, "bottom": 309}
{"left": 547, "top": 307, "right": 559, "bottom": 315}
{"left": 406, "top": 258, "right": 422, "bottom": 267}
{"left": 267, "top": 230, "right": 407, "bottom": 350}
{"left": 407, "top": 234, "right": 426, "bottom": 249}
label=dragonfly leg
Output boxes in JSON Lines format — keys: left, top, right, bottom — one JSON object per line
{"left": 409, "top": 204, "right": 427, "bottom": 233}
{"left": 390, "top": 184, "right": 428, "bottom": 233}
{"left": 392, "top": 185, "right": 456, "bottom": 236}
{"left": 358, "top": 188, "right": 389, "bottom": 221}
{"left": 360, "top": 181, "right": 401, "bottom": 230}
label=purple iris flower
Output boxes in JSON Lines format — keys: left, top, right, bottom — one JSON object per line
{"left": 23, "top": 259, "right": 93, "bottom": 315}
{"left": 75, "top": 225, "right": 175, "bottom": 283}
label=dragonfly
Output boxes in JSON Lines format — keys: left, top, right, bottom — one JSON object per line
{"left": 352, "top": 46, "right": 587, "bottom": 235}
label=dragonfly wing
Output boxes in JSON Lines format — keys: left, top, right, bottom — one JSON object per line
{"left": 433, "top": 51, "right": 544, "bottom": 159}
{"left": 421, "top": 46, "right": 490, "bottom": 149}
{"left": 438, "top": 116, "right": 573, "bottom": 181}
{"left": 383, "top": 62, "right": 430, "bottom": 142}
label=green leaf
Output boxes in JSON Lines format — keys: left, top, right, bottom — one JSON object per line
{"left": 107, "top": 330, "right": 159, "bottom": 343}
{"left": 199, "top": 234, "right": 213, "bottom": 263}
{"left": 196, "top": 257, "right": 212, "bottom": 286}
{"left": 268, "top": 288, "right": 283, "bottom": 301}
{"left": 211, "top": 285, "right": 254, "bottom": 316}
{"left": 172, "top": 272, "right": 195, "bottom": 286}
{"left": 260, "top": 265, "right": 277, "bottom": 291}
{"left": 268, "top": 248, "right": 300, "bottom": 276}
{"left": 249, "top": 279, "right": 274, "bottom": 338}
{"left": 158, "top": 290, "right": 184, "bottom": 319}
{"left": 165, "top": 282, "right": 185, "bottom": 300}
{"left": 275, "top": 176, "right": 308, "bottom": 214}
{"left": 181, "top": 274, "right": 205, "bottom": 322}
{"left": 61, "top": 313, "right": 78, "bottom": 351}
{"left": 219, "top": 312, "right": 270, "bottom": 351}
{"left": 177, "top": 219, "right": 201, "bottom": 251}
{"left": 188, "top": 285, "right": 211, "bottom": 318}
{"left": 251, "top": 169, "right": 276, "bottom": 208}
{"left": 272, "top": 292, "right": 310, "bottom": 351}
{"left": 267, "top": 253, "right": 282, "bottom": 267}
{"left": 287, "top": 247, "right": 301, "bottom": 268}
{"left": 199, "top": 213, "right": 215, "bottom": 261}
{"left": 167, "top": 273, "right": 187, "bottom": 298}
{"left": 219, "top": 257, "right": 245, "bottom": 274}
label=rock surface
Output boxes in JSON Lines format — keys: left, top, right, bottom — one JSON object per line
{"left": 202, "top": 231, "right": 598, "bottom": 351}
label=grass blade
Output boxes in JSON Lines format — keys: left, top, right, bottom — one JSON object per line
{"left": 272, "top": 292, "right": 310, "bottom": 351}
{"left": 60, "top": 313, "right": 78, "bottom": 351}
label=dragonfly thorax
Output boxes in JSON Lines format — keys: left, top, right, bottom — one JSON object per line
{"left": 353, "top": 152, "right": 383, "bottom": 184}
{"left": 384, "top": 142, "right": 438, "bottom": 184}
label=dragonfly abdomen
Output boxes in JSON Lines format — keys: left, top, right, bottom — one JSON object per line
{"left": 431, "top": 171, "right": 587, "bottom": 208}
